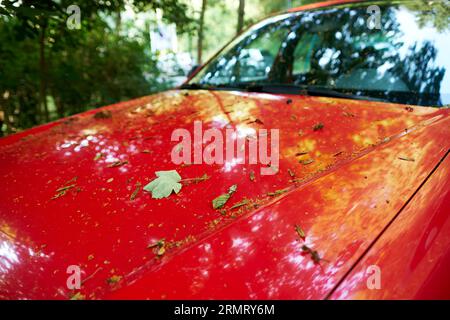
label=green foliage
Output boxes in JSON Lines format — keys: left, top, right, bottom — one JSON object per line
{"left": 403, "top": 0, "right": 450, "bottom": 32}
{"left": 0, "top": 0, "right": 192, "bottom": 135}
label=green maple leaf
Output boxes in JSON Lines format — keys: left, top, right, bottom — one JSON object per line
{"left": 144, "top": 170, "right": 182, "bottom": 199}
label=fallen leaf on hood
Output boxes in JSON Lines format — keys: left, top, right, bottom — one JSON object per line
{"left": 312, "top": 122, "right": 324, "bottom": 131}
{"left": 55, "top": 184, "right": 76, "bottom": 193}
{"left": 295, "top": 224, "right": 306, "bottom": 239}
{"left": 247, "top": 118, "right": 264, "bottom": 125}
{"left": 147, "top": 239, "right": 165, "bottom": 249}
{"left": 398, "top": 156, "right": 415, "bottom": 162}
{"left": 342, "top": 111, "right": 355, "bottom": 117}
{"left": 69, "top": 292, "right": 85, "bottom": 300}
{"left": 156, "top": 247, "right": 166, "bottom": 256}
{"left": 288, "top": 168, "right": 296, "bottom": 177}
{"left": 299, "top": 159, "right": 314, "bottom": 165}
{"left": 93, "top": 153, "right": 104, "bottom": 161}
{"left": 51, "top": 177, "right": 78, "bottom": 200}
{"left": 148, "top": 239, "right": 166, "bottom": 256}
{"left": 301, "top": 245, "right": 322, "bottom": 264}
{"left": 181, "top": 173, "right": 210, "bottom": 184}
{"left": 249, "top": 170, "right": 255, "bottom": 181}
{"left": 93, "top": 110, "right": 112, "bottom": 119}
{"left": 107, "top": 160, "right": 128, "bottom": 168}
{"left": 230, "top": 199, "right": 249, "bottom": 210}
{"left": 212, "top": 185, "right": 237, "bottom": 209}
{"left": 295, "top": 151, "right": 308, "bottom": 156}
{"left": 107, "top": 275, "right": 122, "bottom": 285}
{"left": 213, "top": 193, "right": 232, "bottom": 209}
{"left": 144, "top": 170, "right": 182, "bottom": 199}
{"left": 130, "top": 182, "right": 142, "bottom": 201}
{"left": 267, "top": 188, "right": 289, "bottom": 196}
{"left": 174, "top": 143, "right": 183, "bottom": 153}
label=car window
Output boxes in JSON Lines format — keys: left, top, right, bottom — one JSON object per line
{"left": 197, "top": 15, "right": 292, "bottom": 85}
{"left": 190, "top": 1, "right": 450, "bottom": 107}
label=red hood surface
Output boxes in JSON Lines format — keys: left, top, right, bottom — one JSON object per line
{"left": 0, "top": 90, "right": 449, "bottom": 299}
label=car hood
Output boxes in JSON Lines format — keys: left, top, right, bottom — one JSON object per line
{"left": 0, "top": 90, "right": 449, "bottom": 299}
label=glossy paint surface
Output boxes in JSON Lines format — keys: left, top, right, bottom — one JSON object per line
{"left": 331, "top": 152, "right": 450, "bottom": 300}
{"left": 1, "top": 88, "right": 449, "bottom": 299}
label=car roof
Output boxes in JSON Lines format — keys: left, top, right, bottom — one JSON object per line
{"left": 289, "top": 0, "right": 364, "bottom": 13}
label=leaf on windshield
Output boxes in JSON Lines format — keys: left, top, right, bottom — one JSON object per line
{"left": 144, "top": 170, "right": 182, "bottom": 199}
{"left": 212, "top": 184, "right": 237, "bottom": 209}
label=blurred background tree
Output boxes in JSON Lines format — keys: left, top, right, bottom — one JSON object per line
{"left": 0, "top": 0, "right": 319, "bottom": 136}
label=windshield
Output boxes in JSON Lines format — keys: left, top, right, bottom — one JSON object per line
{"left": 188, "top": 1, "right": 450, "bottom": 107}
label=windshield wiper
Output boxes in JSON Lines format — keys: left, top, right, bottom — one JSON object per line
{"left": 180, "top": 83, "right": 207, "bottom": 89}
{"left": 241, "top": 83, "right": 384, "bottom": 102}
{"left": 180, "top": 83, "right": 241, "bottom": 90}
{"left": 181, "top": 82, "right": 385, "bottom": 102}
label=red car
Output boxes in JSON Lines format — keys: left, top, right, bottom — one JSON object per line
{"left": 1, "top": 0, "right": 449, "bottom": 300}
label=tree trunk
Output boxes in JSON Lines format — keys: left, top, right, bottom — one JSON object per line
{"left": 237, "top": 0, "right": 245, "bottom": 34}
{"left": 39, "top": 21, "right": 49, "bottom": 123}
{"left": 116, "top": 9, "right": 121, "bottom": 35}
{"left": 197, "top": 0, "right": 207, "bottom": 65}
